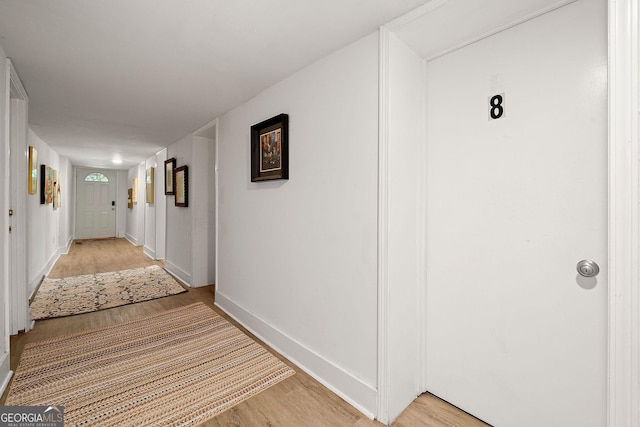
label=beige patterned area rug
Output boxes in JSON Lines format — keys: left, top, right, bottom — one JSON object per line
{"left": 30, "top": 265, "right": 187, "bottom": 320}
{"left": 5, "top": 303, "right": 295, "bottom": 426}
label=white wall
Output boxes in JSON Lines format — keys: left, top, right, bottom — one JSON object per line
{"left": 125, "top": 166, "right": 139, "bottom": 244}
{"left": 165, "top": 135, "right": 193, "bottom": 284}
{"left": 136, "top": 165, "right": 145, "bottom": 245}
{"left": 143, "top": 156, "right": 157, "bottom": 258}
{"left": 138, "top": 150, "right": 168, "bottom": 261}
{"left": 155, "top": 149, "right": 167, "bottom": 260}
{"left": 207, "top": 136, "right": 216, "bottom": 285}
{"left": 125, "top": 163, "right": 146, "bottom": 246}
{"left": 215, "top": 33, "right": 379, "bottom": 415}
{"left": 60, "top": 156, "right": 75, "bottom": 247}
{"left": 378, "top": 32, "right": 426, "bottom": 423}
{"left": 164, "top": 133, "right": 215, "bottom": 286}
{"left": 26, "top": 129, "right": 74, "bottom": 296}
{"left": 116, "top": 170, "right": 127, "bottom": 238}
{"left": 192, "top": 136, "right": 214, "bottom": 286}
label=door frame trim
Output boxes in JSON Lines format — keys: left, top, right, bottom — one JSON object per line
{"left": 608, "top": 0, "right": 639, "bottom": 425}
{"left": 376, "top": 25, "right": 390, "bottom": 424}
{"left": 6, "top": 59, "right": 29, "bottom": 335}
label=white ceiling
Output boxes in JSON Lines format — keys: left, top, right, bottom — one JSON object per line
{"left": 394, "top": 0, "right": 576, "bottom": 60}
{"left": 0, "top": 0, "right": 429, "bottom": 169}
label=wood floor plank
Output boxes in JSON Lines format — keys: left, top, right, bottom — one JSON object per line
{"left": 2, "top": 239, "right": 490, "bottom": 426}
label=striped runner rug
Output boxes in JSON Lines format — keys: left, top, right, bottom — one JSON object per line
{"left": 5, "top": 303, "right": 295, "bottom": 426}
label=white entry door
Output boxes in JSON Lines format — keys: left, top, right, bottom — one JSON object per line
{"left": 76, "top": 169, "right": 117, "bottom": 239}
{"left": 425, "top": 1, "right": 607, "bottom": 426}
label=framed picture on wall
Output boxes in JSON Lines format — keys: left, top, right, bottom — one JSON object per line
{"left": 132, "top": 177, "right": 138, "bottom": 203}
{"left": 175, "top": 165, "right": 188, "bottom": 207}
{"left": 52, "top": 169, "right": 61, "bottom": 209}
{"left": 164, "top": 158, "right": 176, "bottom": 195}
{"left": 40, "top": 165, "right": 53, "bottom": 204}
{"left": 127, "top": 188, "right": 133, "bottom": 208}
{"left": 28, "top": 146, "right": 38, "bottom": 195}
{"left": 251, "top": 113, "right": 289, "bottom": 182}
{"left": 40, "top": 164, "right": 46, "bottom": 204}
{"left": 46, "top": 167, "right": 53, "bottom": 204}
{"left": 146, "top": 167, "right": 154, "bottom": 204}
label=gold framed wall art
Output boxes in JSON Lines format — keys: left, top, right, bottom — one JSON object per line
{"left": 146, "top": 167, "right": 154, "bottom": 204}
{"left": 28, "top": 146, "right": 38, "bottom": 195}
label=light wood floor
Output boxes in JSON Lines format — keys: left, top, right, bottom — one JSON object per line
{"left": 3, "top": 238, "right": 489, "bottom": 427}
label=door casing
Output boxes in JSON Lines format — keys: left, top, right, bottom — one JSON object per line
{"left": 7, "top": 59, "right": 29, "bottom": 336}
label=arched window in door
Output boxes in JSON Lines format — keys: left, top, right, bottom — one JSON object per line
{"left": 84, "top": 172, "right": 109, "bottom": 183}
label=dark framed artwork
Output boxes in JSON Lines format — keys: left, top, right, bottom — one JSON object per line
{"left": 40, "top": 164, "right": 53, "bottom": 204}
{"left": 251, "top": 113, "right": 289, "bottom": 182}
{"left": 164, "top": 158, "right": 176, "bottom": 195}
{"left": 127, "top": 188, "right": 133, "bottom": 208}
{"left": 40, "top": 164, "right": 46, "bottom": 204}
{"left": 175, "top": 165, "right": 188, "bottom": 207}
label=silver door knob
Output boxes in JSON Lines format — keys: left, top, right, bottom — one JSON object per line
{"left": 577, "top": 260, "right": 600, "bottom": 278}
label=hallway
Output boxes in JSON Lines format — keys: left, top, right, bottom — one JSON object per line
{"left": 2, "top": 239, "right": 487, "bottom": 426}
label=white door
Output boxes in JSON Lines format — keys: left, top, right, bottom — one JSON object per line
{"left": 8, "top": 63, "right": 28, "bottom": 335}
{"left": 425, "top": 1, "right": 607, "bottom": 426}
{"left": 76, "top": 169, "right": 117, "bottom": 239}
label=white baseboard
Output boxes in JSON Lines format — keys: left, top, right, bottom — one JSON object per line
{"left": 60, "top": 235, "right": 73, "bottom": 254}
{"left": 125, "top": 233, "right": 139, "bottom": 246}
{"left": 215, "top": 291, "right": 377, "bottom": 419}
{"left": 0, "top": 370, "right": 12, "bottom": 397}
{"left": 143, "top": 245, "right": 156, "bottom": 260}
{"left": 29, "top": 236, "right": 73, "bottom": 300}
{"left": 164, "top": 261, "right": 192, "bottom": 287}
{"left": 0, "top": 352, "right": 12, "bottom": 397}
{"left": 44, "top": 247, "right": 60, "bottom": 277}
{"left": 29, "top": 247, "right": 61, "bottom": 299}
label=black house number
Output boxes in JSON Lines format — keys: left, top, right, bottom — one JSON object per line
{"left": 489, "top": 94, "right": 505, "bottom": 120}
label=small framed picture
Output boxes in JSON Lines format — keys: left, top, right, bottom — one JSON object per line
{"left": 127, "top": 188, "right": 133, "bottom": 208}
{"left": 40, "top": 165, "right": 53, "bottom": 204}
{"left": 40, "top": 164, "right": 46, "bottom": 204}
{"left": 165, "top": 158, "right": 176, "bottom": 195}
{"left": 175, "top": 165, "right": 188, "bottom": 207}
{"left": 52, "top": 169, "right": 60, "bottom": 208}
{"left": 251, "top": 113, "right": 289, "bottom": 182}
{"left": 28, "top": 146, "right": 38, "bottom": 195}
{"left": 132, "top": 177, "right": 138, "bottom": 203}
{"left": 146, "top": 167, "right": 154, "bottom": 204}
